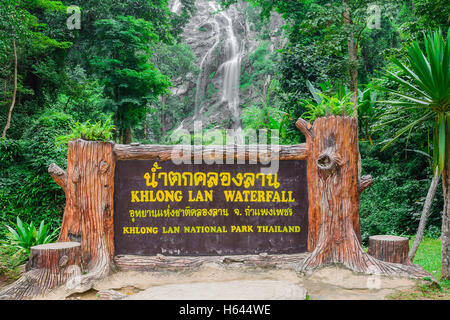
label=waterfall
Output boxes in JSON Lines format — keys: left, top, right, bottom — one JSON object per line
{"left": 174, "top": 0, "right": 244, "bottom": 144}
{"left": 170, "top": 0, "right": 182, "bottom": 13}
{"left": 218, "top": 8, "right": 243, "bottom": 143}
{"left": 194, "top": 2, "right": 220, "bottom": 113}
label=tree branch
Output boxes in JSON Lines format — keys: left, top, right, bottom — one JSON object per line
{"left": 359, "top": 175, "right": 373, "bottom": 193}
{"left": 295, "top": 118, "right": 314, "bottom": 141}
{"left": 2, "top": 38, "right": 17, "bottom": 139}
{"left": 48, "top": 163, "right": 67, "bottom": 192}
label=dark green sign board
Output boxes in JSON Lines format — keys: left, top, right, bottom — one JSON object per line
{"left": 114, "top": 160, "right": 308, "bottom": 256}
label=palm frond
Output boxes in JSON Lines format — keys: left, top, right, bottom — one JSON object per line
{"left": 377, "top": 29, "right": 449, "bottom": 174}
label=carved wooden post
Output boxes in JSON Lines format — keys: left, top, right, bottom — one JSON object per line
{"left": 58, "top": 140, "right": 115, "bottom": 277}
{"left": 297, "top": 116, "right": 363, "bottom": 251}
{"left": 49, "top": 140, "right": 115, "bottom": 292}
{"left": 297, "top": 116, "right": 431, "bottom": 278}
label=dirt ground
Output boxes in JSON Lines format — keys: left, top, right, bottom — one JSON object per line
{"left": 37, "top": 263, "right": 422, "bottom": 300}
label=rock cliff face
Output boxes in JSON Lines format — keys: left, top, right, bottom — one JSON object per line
{"left": 166, "top": 0, "right": 285, "bottom": 140}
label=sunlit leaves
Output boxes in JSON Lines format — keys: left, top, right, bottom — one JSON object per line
{"left": 302, "top": 91, "right": 356, "bottom": 121}
{"left": 56, "top": 116, "right": 115, "bottom": 144}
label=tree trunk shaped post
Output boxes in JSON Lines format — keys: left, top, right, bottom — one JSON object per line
{"left": 52, "top": 139, "right": 116, "bottom": 291}
{"left": 296, "top": 116, "right": 431, "bottom": 278}
{"left": 296, "top": 116, "right": 362, "bottom": 252}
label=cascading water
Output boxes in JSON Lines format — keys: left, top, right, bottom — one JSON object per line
{"left": 174, "top": 0, "right": 244, "bottom": 144}
{"left": 156, "top": 1, "right": 285, "bottom": 143}
{"left": 194, "top": 2, "right": 220, "bottom": 114}
{"left": 170, "top": 0, "right": 182, "bottom": 13}
{"left": 218, "top": 6, "right": 244, "bottom": 144}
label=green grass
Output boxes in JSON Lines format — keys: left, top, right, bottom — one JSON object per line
{"left": 409, "top": 237, "right": 442, "bottom": 279}
{"left": 387, "top": 237, "right": 450, "bottom": 300}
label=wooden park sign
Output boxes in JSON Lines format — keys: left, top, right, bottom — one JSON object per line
{"left": 0, "top": 116, "right": 431, "bottom": 300}
{"left": 114, "top": 160, "right": 308, "bottom": 256}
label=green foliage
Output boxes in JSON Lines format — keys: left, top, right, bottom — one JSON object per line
{"left": 0, "top": 138, "right": 24, "bottom": 166}
{"left": 0, "top": 246, "right": 28, "bottom": 280}
{"left": 240, "top": 41, "right": 278, "bottom": 93}
{"left": 1, "top": 217, "right": 59, "bottom": 255}
{"left": 0, "top": 0, "right": 70, "bottom": 51}
{"left": 242, "top": 104, "right": 284, "bottom": 130}
{"left": 358, "top": 82, "right": 378, "bottom": 142}
{"left": 359, "top": 142, "right": 443, "bottom": 244}
{"left": 151, "top": 43, "right": 200, "bottom": 80}
{"left": 377, "top": 29, "right": 450, "bottom": 174}
{"left": 0, "top": 1, "right": 197, "bottom": 247}
{"left": 0, "top": 111, "right": 71, "bottom": 239}
{"left": 90, "top": 15, "right": 172, "bottom": 142}
{"left": 224, "top": 0, "right": 406, "bottom": 145}
{"left": 301, "top": 92, "right": 356, "bottom": 122}
{"left": 411, "top": 0, "right": 450, "bottom": 32}
{"left": 241, "top": 78, "right": 299, "bottom": 144}
{"left": 143, "top": 42, "right": 199, "bottom": 142}
{"left": 56, "top": 116, "right": 115, "bottom": 144}
{"left": 0, "top": 0, "right": 72, "bottom": 121}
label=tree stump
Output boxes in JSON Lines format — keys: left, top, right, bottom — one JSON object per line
{"left": 296, "top": 116, "right": 431, "bottom": 279}
{"left": 0, "top": 242, "right": 81, "bottom": 300}
{"left": 368, "top": 235, "right": 411, "bottom": 265}
{"left": 25, "top": 242, "right": 81, "bottom": 272}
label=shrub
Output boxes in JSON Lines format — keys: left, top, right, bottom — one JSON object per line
{"left": 0, "top": 111, "right": 72, "bottom": 239}
{"left": 0, "top": 139, "right": 25, "bottom": 166}
{"left": 56, "top": 116, "right": 115, "bottom": 144}
{"left": 1, "top": 217, "right": 59, "bottom": 255}
{"left": 301, "top": 92, "right": 356, "bottom": 121}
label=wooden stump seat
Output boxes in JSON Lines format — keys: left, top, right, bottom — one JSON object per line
{"left": 0, "top": 242, "right": 81, "bottom": 300}
{"left": 368, "top": 235, "right": 411, "bottom": 265}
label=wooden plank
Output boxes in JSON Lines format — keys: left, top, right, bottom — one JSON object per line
{"left": 114, "top": 253, "right": 310, "bottom": 272}
{"left": 113, "top": 143, "right": 309, "bottom": 161}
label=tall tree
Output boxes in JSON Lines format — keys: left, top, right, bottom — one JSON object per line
{"left": 90, "top": 15, "right": 171, "bottom": 143}
{"left": 62, "top": 0, "right": 196, "bottom": 143}
{"left": 1, "top": 34, "right": 17, "bottom": 139}
{"left": 0, "top": 0, "right": 69, "bottom": 138}
{"left": 409, "top": 167, "right": 441, "bottom": 261}
{"left": 343, "top": 0, "right": 358, "bottom": 106}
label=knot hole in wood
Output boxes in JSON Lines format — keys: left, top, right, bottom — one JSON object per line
{"left": 317, "top": 153, "right": 337, "bottom": 171}
{"left": 99, "top": 161, "right": 110, "bottom": 174}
